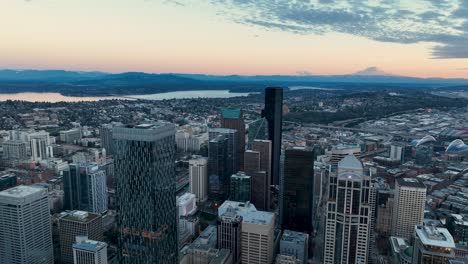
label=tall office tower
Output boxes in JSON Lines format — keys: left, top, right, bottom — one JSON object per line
{"left": 218, "top": 200, "right": 275, "bottom": 264}
{"left": 0, "top": 185, "right": 54, "bottom": 264}
{"left": 262, "top": 87, "right": 283, "bottom": 185}
{"left": 252, "top": 139, "right": 272, "bottom": 176}
{"left": 247, "top": 118, "right": 269, "bottom": 149}
{"left": 221, "top": 108, "right": 246, "bottom": 171}
{"left": 376, "top": 190, "right": 394, "bottom": 235}
{"left": 177, "top": 193, "right": 198, "bottom": 245}
{"left": 63, "top": 163, "right": 108, "bottom": 214}
{"left": 244, "top": 140, "right": 272, "bottom": 210}
{"left": 58, "top": 211, "right": 103, "bottom": 264}
{"left": 279, "top": 230, "right": 309, "bottom": 264}
{"left": 189, "top": 156, "right": 208, "bottom": 202}
{"left": 113, "top": 123, "right": 178, "bottom": 263}
{"left": 100, "top": 122, "right": 123, "bottom": 155}
{"left": 390, "top": 143, "right": 405, "bottom": 162}
{"left": 391, "top": 177, "right": 427, "bottom": 240}
{"left": 217, "top": 207, "right": 243, "bottom": 263}
{"left": 330, "top": 144, "right": 361, "bottom": 168}
{"left": 2, "top": 140, "right": 28, "bottom": 160}
{"left": 100, "top": 124, "right": 115, "bottom": 155}
{"left": 367, "top": 184, "right": 377, "bottom": 264}
{"left": 244, "top": 150, "right": 261, "bottom": 173}
{"left": 323, "top": 155, "right": 372, "bottom": 264}
{"left": 209, "top": 128, "right": 239, "bottom": 176}
{"left": 209, "top": 135, "right": 229, "bottom": 200}
{"left": 30, "top": 136, "right": 53, "bottom": 161}
{"left": 230, "top": 172, "right": 251, "bottom": 202}
{"left": 413, "top": 225, "right": 455, "bottom": 264}
{"left": 72, "top": 236, "right": 108, "bottom": 264}
{"left": 282, "top": 147, "right": 315, "bottom": 233}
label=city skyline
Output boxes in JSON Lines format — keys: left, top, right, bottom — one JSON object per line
{"left": 1, "top": 0, "right": 468, "bottom": 78}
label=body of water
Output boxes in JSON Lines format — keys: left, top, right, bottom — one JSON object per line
{"left": 128, "top": 90, "right": 251, "bottom": 100}
{"left": 0, "top": 90, "right": 250, "bottom": 102}
{"left": 289, "top": 86, "right": 340, "bottom": 91}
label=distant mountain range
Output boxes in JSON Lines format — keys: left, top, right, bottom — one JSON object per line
{"left": 0, "top": 69, "right": 467, "bottom": 96}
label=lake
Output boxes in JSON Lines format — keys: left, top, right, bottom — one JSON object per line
{"left": 0, "top": 90, "right": 251, "bottom": 102}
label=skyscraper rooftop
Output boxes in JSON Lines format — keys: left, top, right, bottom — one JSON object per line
{"left": 396, "top": 177, "right": 427, "bottom": 189}
{"left": 218, "top": 200, "right": 273, "bottom": 226}
{"left": 112, "top": 122, "right": 175, "bottom": 142}
{"left": 221, "top": 108, "right": 241, "bottom": 119}
{"left": 415, "top": 225, "right": 455, "bottom": 248}
{"left": 60, "top": 210, "right": 101, "bottom": 223}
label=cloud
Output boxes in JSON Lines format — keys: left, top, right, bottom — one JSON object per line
{"left": 206, "top": 0, "right": 468, "bottom": 58}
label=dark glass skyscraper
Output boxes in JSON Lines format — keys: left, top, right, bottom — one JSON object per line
{"left": 113, "top": 123, "right": 178, "bottom": 264}
{"left": 63, "top": 163, "right": 108, "bottom": 214}
{"left": 208, "top": 128, "right": 239, "bottom": 200}
{"left": 282, "top": 147, "right": 315, "bottom": 234}
{"left": 221, "top": 108, "right": 245, "bottom": 171}
{"left": 208, "top": 135, "right": 229, "bottom": 200}
{"left": 262, "top": 87, "right": 283, "bottom": 185}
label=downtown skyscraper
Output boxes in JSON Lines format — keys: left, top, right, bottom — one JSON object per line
{"left": 323, "top": 155, "right": 372, "bottom": 264}
{"left": 282, "top": 147, "right": 315, "bottom": 234}
{"left": 221, "top": 108, "right": 246, "bottom": 171}
{"left": 391, "top": 177, "right": 427, "bottom": 240}
{"left": 113, "top": 123, "right": 178, "bottom": 263}
{"left": 208, "top": 128, "right": 239, "bottom": 200}
{"left": 262, "top": 87, "right": 283, "bottom": 186}
{"left": 63, "top": 162, "right": 108, "bottom": 214}
{"left": 0, "top": 185, "right": 54, "bottom": 264}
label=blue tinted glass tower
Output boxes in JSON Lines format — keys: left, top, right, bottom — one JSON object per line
{"left": 113, "top": 123, "right": 178, "bottom": 264}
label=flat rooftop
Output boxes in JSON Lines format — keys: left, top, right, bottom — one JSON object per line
{"left": 73, "top": 239, "right": 107, "bottom": 252}
{"left": 112, "top": 122, "right": 175, "bottom": 142}
{"left": 397, "top": 177, "right": 427, "bottom": 189}
{"left": 0, "top": 185, "right": 44, "bottom": 198}
{"left": 218, "top": 200, "right": 274, "bottom": 226}
{"left": 281, "top": 230, "right": 308, "bottom": 243}
{"left": 221, "top": 108, "right": 241, "bottom": 119}
{"left": 415, "top": 225, "right": 455, "bottom": 249}
{"left": 209, "top": 128, "right": 237, "bottom": 134}
{"left": 60, "top": 210, "right": 101, "bottom": 223}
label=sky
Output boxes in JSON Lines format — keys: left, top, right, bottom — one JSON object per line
{"left": 1, "top": 0, "right": 468, "bottom": 78}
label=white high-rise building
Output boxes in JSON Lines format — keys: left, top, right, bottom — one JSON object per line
{"left": 189, "top": 157, "right": 208, "bottom": 202}
{"left": 72, "top": 236, "right": 108, "bottom": 264}
{"left": 88, "top": 166, "right": 108, "bottom": 215}
{"left": 29, "top": 131, "right": 53, "bottom": 161}
{"left": 0, "top": 185, "right": 54, "bottom": 264}
{"left": 2, "top": 140, "right": 28, "bottom": 160}
{"left": 218, "top": 200, "right": 275, "bottom": 264}
{"left": 177, "top": 193, "right": 198, "bottom": 244}
{"left": 392, "top": 177, "right": 427, "bottom": 240}
{"left": 323, "top": 155, "right": 372, "bottom": 264}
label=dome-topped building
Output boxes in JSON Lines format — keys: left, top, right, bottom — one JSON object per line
{"left": 446, "top": 139, "right": 468, "bottom": 153}
{"left": 411, "top": 135, "right": 437, "bottom": 147}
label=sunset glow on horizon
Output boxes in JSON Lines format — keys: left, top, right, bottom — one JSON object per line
{"left": 1, "top": 0, "right": 468, "bottom": 78}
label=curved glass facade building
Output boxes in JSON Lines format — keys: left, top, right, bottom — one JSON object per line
{"left": 113, "top": 123, "right": 178, "bottom": 264}
{"left": 446, "top": 139, "right": 468, "bottom": 153}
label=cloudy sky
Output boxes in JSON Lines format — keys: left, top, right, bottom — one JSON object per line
{"left": 1, "top": 0, "right": 467, "bottom": 78}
